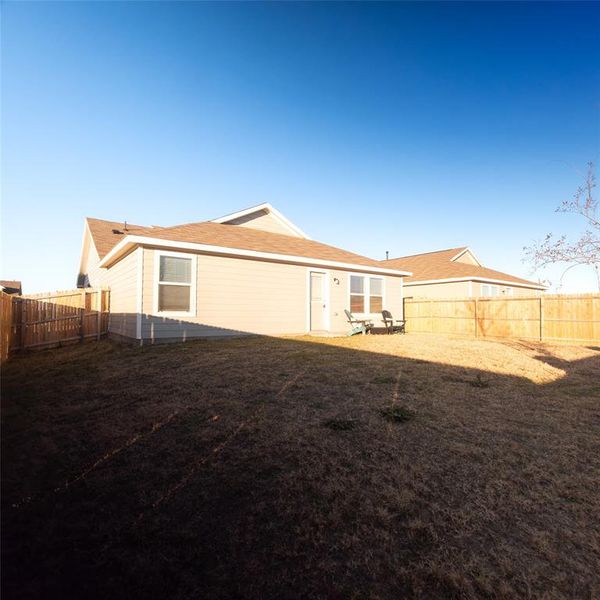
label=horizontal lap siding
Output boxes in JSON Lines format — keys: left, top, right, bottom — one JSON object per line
{"left": 142, "top": 251, "right": 307, "bottom": 340}
{"left": 511, "top": 286, "right": 542, "bottom": 297}
{"left": 406, "top": 281, "right": 472, "bottom": 298}
{"left": 329, "top": 270, "right": 348, "bottom": 332}
{"left": 106, "top": 250, "right": 138, "bottom": 338}
{"left": 407, "top": 281, "right": 542, "bottom": 298}
{"left": 472, "top": 282, "right": 541, "bottom": 297}
{"left": 80, "top": 242, "right": 106, "bottom": 288}
{"left": 139, "top": 249, "right": 406, "bottom": 340}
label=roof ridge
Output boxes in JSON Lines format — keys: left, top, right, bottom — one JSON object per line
{"left": 85, "top": 216, "right": 151, "bottom": 229}
{"left": 90, "top": 218, "right": 384, "bottom": 266}
{"left": 151, "top": 220, "right": 308, "bottom": 241}
{"left": 384, "top": 247, "right": 467, "bottom": 261}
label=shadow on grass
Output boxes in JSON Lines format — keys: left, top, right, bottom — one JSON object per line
{"left": 2, "top": 328, "right": 599, "bottom": 600}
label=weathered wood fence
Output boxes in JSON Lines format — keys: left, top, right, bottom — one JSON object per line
{"left": 1, "top": 288, "right": 110, "bottom": 361}
{"left": 404, "top": 294, "right": 600, "bottom": 344}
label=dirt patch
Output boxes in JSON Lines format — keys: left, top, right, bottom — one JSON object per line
{"left": 2, "top": 334, "right": 599, "bottom": 599}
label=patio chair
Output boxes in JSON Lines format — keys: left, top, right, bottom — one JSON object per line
{"left": 381, "top": 310, "right": 406, "bottom": 334}
{"left": 344, "top": 309, "right": 374, "bottom": 336}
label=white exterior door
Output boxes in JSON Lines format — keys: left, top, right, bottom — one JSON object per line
{"left": 310, "top": 272, "right": 326, "bottom": 331}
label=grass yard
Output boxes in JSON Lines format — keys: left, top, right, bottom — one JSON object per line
{"left": 2, "top": 333, "right": 599, "bottom": 599}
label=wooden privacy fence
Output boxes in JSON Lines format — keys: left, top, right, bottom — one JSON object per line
{"left": 1, "top": 288, "right": 110, "bottom": 361}
{"left": 404, "top": 294, "right": 600, "bottom": 344}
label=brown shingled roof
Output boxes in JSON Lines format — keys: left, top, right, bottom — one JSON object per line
{"left": 86, "top": 218, "right": 157, "bottom": 259}
{"left": 381, "top": 247, "right": 544, "bottom": 288}
{"left": 87, "top": 217, "right": 393, "bottom": 270}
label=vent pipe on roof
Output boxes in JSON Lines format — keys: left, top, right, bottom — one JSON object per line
{"left": 385, "top": 250, "right": 389, "bottom": 260}
{"left": 124, "top": 221, "right": 128, "bottom": 231}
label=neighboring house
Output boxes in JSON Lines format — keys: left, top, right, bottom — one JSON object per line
{"left": 0, "top": 280, "right": 22, "bottom": 295}
{"left": 77, "top": 203, "right": 411, "bottom": 342}
{"left": 380, "top": 247, "right": 546, "bottom": 298}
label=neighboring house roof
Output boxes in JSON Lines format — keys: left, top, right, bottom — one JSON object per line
{"left": 381, "top": 247, "right": 546, "bottom": 289}
{"left": 86, "top": 216, "right": 411, "bottom": 276}
{"left": 0, "top": 280, "right": 22, "bottom": 295}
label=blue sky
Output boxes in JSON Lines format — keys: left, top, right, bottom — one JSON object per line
{"left": 2, "top": 1, "right": 599, "bottom": 293}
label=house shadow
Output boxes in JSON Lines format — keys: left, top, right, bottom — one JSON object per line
{"left": 2, "top": 313, "right": 600, "bottom": 600}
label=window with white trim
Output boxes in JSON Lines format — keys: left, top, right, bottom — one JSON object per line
{"left": 369, "top": 277, "right": 383, "bottom": 312}
{"left": 481, "top": 284, "right": 499, "bottom": 297}
{"left": 349, "top": 275, "right": 384, "bottom": 313}
{"left": 350, "top": 275, "right": 365, "bottom": 312}
{"left": 156, "top": 253, "right": 195, "bottom": 314}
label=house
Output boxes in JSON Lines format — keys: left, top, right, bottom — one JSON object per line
{"left": 77, "top": 203, "right": 411, "bottom": 342}
{"left": 380, "top": 247, "right": 546, "bottom": 298}
{"left": 0, "top": 280, "right": 22, "bottom": 295}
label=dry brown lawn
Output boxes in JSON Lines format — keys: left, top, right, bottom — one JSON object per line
{"left": 2, "top": 333, "right": 599, "bottom": 599}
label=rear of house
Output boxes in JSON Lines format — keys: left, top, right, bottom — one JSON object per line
{"left": 78, "top": 204, "right": 410, "bottom": 342}
{"left": 381, "top": 247, "right": 546, "bottom": 298}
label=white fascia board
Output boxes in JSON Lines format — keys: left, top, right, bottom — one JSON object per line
{"left": 404, "top": 276, "right": 547, "bottom": 290}
{"left": 450, "top": 247, "right": 481, "bottom": 266}
{"left": 98, "top": 235, "right": 413, "bottom": 277}
{"left": 211, "top": 202, "right": 311, "bottom": 239}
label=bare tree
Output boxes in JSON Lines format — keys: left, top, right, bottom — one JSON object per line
{"left": 524, "top": 162, "right": 600, "bottom": 291}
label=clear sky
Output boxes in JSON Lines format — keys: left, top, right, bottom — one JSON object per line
{"left": 2, "top": 1, "right": 599, "bottom": 294}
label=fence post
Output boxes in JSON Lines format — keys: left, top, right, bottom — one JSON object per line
{"left": 19, "top": 299, "right": 26, "bottom": 349}
{"left": 402, "top": 296, "right": 406, "bottom": 332}
{"left": 474, "top": 298, "right": 478, "bottom": 338}
{"left": 96, "top": 290, "right": 102, "bottom": 341}
{"left": 539, "top": 296, "right": 544, "bottom": 342}
{"left": 80, "top": 289, "right": 86, "bottom": 342}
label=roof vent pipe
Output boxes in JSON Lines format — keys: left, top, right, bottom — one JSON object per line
{"left": 385, "top": 250, "right": 389, "bottom": 260}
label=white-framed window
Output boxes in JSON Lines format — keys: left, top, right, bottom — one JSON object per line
{"left": 350, "top": 275, "right": 365, "bottom": 312}
{"left": 369, "top": 277, "right": 383, "bottom": 312}
{"left": 153, "top": 250, "right": 197, "bottom": 316}
{"left": 481, "top": 284, "right": 499, "bottom": 297}
{"left": 349, "top": 275, "right": 384, "bottom": 313}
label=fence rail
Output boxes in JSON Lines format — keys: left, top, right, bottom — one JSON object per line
{"left": 404, "top": 293, "right": 600, "bottom": 344}
{"left": 1, "top": 288, "right": 110, "bottom": 361}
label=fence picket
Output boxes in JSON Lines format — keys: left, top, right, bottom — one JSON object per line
{"left": 0, "top": 288, "right": 110, "bottom": 361}
{"left": 404, "top": 293, "right": 600, "bottom": 344}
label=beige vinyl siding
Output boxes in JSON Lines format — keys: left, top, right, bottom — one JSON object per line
{"left": 224, "top": 209, "right": 298, "bottom": 237}
{"left": 472, "top": 281, "right": 542, "bottom": 297}
{"left": 79, "top": 233, "right": 106, "bottom": 288}
{"left": 106, "top": 249, "right": 139, "bottom": 338}
{"left": 405, "top": 281, "right": 472, "bottom": 299}
{"left": 139, "top": 248, "right": 405, "bottom": 340}
{"left": 384, "top": 276, "right": 404, "bottom": 322}
{"left": 406, "top": 280, "right": 543, "bottom": 299}
{"left": 511, "top": 286, "right": 542, "bottom": 297}
{"left": 142, "top": 250, "right": 307, "bottom": 340}
{"left": 453, "top": 251, "right": 479, "bottom": 266}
